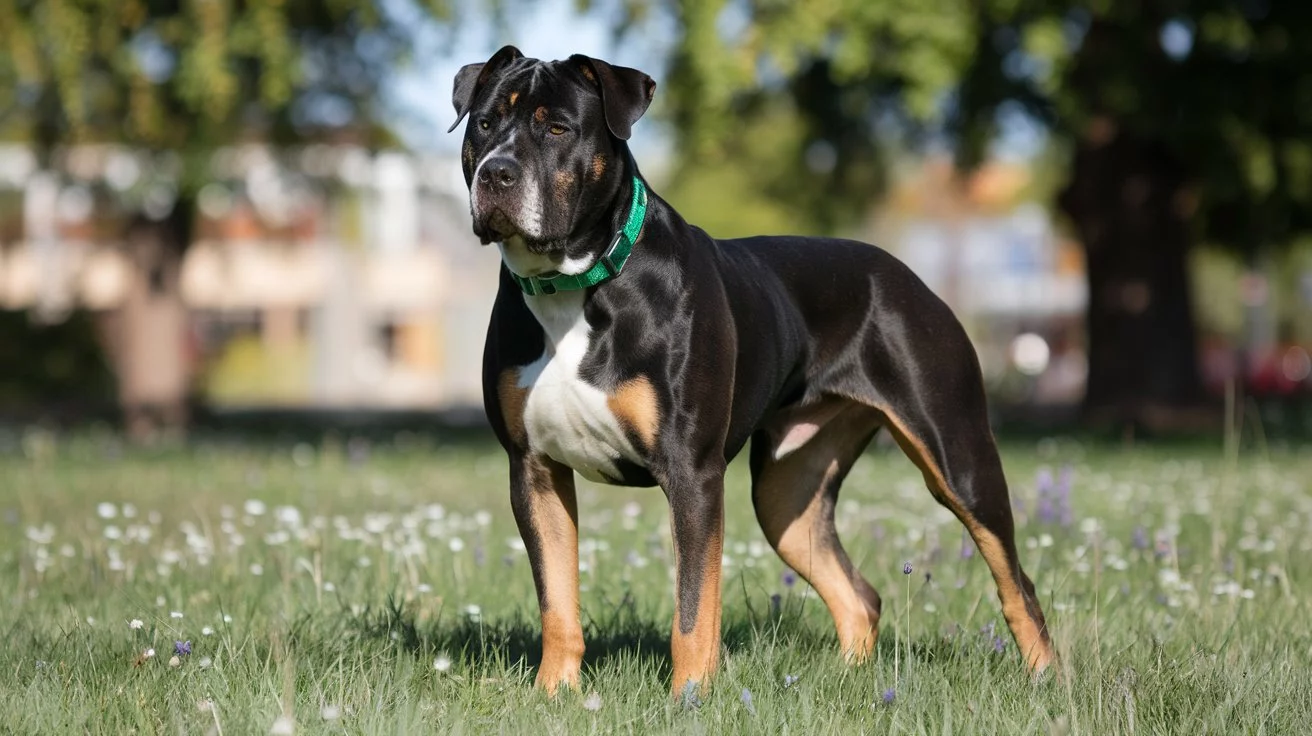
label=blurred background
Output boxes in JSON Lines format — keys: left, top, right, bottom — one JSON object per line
{"left": 1, "top": 0, "right": 1310, "bottom": 442}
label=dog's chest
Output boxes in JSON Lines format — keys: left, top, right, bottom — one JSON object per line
{"left": 516, "top": 292, "right": 642, "bottom": 483}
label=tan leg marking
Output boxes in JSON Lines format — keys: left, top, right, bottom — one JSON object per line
{"left": 670, "top": 522, "right": 722, "bottom": 695}
{"left": 755, "top": 403, "right": 882, "bottom": 661}
{"left": 877, "top": 408, "right": 1054, "bottom": 673}
{"left": 520, "top": 456, "right": 584, "bottom": 695}
{"left": 497, "top": 368, "right": 528, "bottom": 447}
{"left": 607, "top": 376, "right": 659, "bottom": 451}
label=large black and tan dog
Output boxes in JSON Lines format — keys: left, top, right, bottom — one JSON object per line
{"left": 450, "top": 46, "right": 1054, "bottom": 695}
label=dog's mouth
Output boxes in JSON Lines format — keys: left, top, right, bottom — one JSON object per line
{"left": 485, "top": 209, "right": 519, "bottom": 243}
{"left": 474, "top": 208, "right": 522, "bottom": 245}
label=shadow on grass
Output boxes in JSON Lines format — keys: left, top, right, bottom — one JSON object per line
{"left": 338, "top": 592, "right": 1016, "bottom": 687}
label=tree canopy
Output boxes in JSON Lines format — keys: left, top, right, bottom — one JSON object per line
{"left": 619, "top": 0, "right": 1312, "bottom": 257}
{"left": 0, "top": 0, "right": 458, "bottom": 188}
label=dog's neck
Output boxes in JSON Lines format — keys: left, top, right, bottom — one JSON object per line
{"left": 497, "top": 150, "right": 643, "bottom": 280}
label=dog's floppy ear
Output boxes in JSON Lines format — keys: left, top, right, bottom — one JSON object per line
{"left": 570, "top": 55, "right": 656, "bottom": 141}
{"left": 448, "top": 45, "right": 524, "bottom": 133}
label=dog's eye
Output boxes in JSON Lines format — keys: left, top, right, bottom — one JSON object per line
{"left": 478, "top": 119, "right": 490, "bottom": 131}
{"left": 548, "top": 125, "right": 567, "bottom": 136}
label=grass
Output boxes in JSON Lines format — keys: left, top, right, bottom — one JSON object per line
{"left": 2, "top": 428, "right": 1310, "bottom": 734}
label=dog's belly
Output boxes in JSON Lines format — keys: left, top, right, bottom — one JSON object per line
{"left": 517, "top": 292, "right": 643, "bottom": 484}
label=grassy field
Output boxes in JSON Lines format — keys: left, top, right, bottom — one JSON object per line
{"left": 2, "top": 429, "right": 1310, "bottom": 734}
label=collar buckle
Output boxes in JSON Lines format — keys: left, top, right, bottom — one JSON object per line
{"left": 599, "top": 232, "right": 625, "bottom": 277}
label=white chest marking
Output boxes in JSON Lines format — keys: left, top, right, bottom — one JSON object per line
{"left": 517, "top": 289, "right": 641, "bottom": 483}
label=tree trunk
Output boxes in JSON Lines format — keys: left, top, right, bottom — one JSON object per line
{"left": 1058, "top": 121, "right": 1206, "bottom": 431}
{"left": 108, "top": 203, "right": 195, "bottom": 442}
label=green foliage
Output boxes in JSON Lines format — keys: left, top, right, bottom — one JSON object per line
{"left": 0, "top": 309, "right": 114, "bottom": 408}
{"left": 625, "top": 1, "right": 1312, "bottom": 251}
{"left": 951, "top": 1, "right": 1312, "bottom": 253}
{"left": 0, "top": 0, "right": 453, "bottom": 188}
{"left": 652, "top": 0, "right": 978, "bottom": 236}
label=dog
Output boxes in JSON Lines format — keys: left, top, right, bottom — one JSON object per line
{"left": 449, "top": 46, "right": 1054, "bottom": 696}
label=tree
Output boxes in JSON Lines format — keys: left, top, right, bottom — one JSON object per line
{"left": 955, "top": 1, "right": 1312, "bottom": 428}
{"left": 0, "top": 0, "right": 454, "bottom": 437}
{"left": 617, "top": 0, "right": 1312, "bottom": 428}
{"left": 651, "top": 0, "right": 976, "bottom": 236}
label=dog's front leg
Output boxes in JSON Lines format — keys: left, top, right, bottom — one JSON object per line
{"left": 509, "top": 452, "right": 584, "bottom": 695}
{"left": 664, "top": 466, "right": 726, "bottom": 697}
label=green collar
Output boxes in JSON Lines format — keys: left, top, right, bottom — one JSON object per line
{"left": 509, "top": 176, "right": 648, "bottom": 296}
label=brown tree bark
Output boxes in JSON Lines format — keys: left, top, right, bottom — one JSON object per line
{"left": 1058, "top": 121, "right": 1206, "bottom": 431}
{"left": 107, "top": 203, "right": 195, "bottom": 442}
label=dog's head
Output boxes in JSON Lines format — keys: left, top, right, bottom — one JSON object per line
{"left": 448, "top": 46, "right": 655, "bottom": 251}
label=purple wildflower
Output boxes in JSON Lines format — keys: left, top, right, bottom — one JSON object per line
{"left": 882, "top": 687, "right": 896, "bottom": 704}
{"left": 781, "top": 570, "right": 797, "bottom": 588}
{"left": 174, "top": 640, "right": 191, "bottom": 656}
{"left": 1036, "top": 467, "right": 1053, "bottom": 493}
{"left": 1132, "top": 526, "right": 1149, "bottom": 550}
{"left": 960, "top": 531, "right": 975, "bottom": 559}
{"left": 1056, "top": 465, "right": 1074, "bottom": 526}
{"left": 992, "top": 636, "right": 1006, "bottom": 654}
{"left": 902, "top": 562, "right": 913, "bottom": 575}
{"left": 1036, "top": 496, "right": 1057, "bottom": 524}
{"left": 740, "top": 688, "right": 757, "bottom": 715}
{"left": 1036, "top": 467, "right": 1057, "bottom": 524}
{"left": 769, "top": 593, "right": 782, "bottom": 618}
{"left": 783, "top": 674, "right": 799, "bottom": 688}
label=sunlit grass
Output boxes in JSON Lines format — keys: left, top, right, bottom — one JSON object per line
{"left": 2, "top": 430, "right": 1310, "bottom": 733}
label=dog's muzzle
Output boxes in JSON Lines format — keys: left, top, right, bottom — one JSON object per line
{"left": 473, "top": 157, "right": 527, "bottom": 243}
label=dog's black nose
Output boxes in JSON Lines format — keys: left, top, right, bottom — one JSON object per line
{"left": 479, "top": 157, "right": 521, "bottom": 189}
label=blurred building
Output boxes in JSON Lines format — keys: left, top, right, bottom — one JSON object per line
{"left": 870, "top": 157, "right": 1089, "bottom": 408}
{"left": 0, "top": 144, "right": 500, "bottom": 411}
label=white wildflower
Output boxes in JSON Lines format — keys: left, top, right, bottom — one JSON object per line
{"left": 269, "top": 714, "right": 294, "bottom": 735}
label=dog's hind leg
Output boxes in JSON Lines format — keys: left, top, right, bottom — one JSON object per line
{"left": 868, "top": 394, "right": 1055, "bottom": 674}
{"left": 751, "top": 401, "right": 884, "bottom": 661}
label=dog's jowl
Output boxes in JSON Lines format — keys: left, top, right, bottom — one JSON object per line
{"left": 450, "top": 45, "right": 1055, "bottom": 696}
